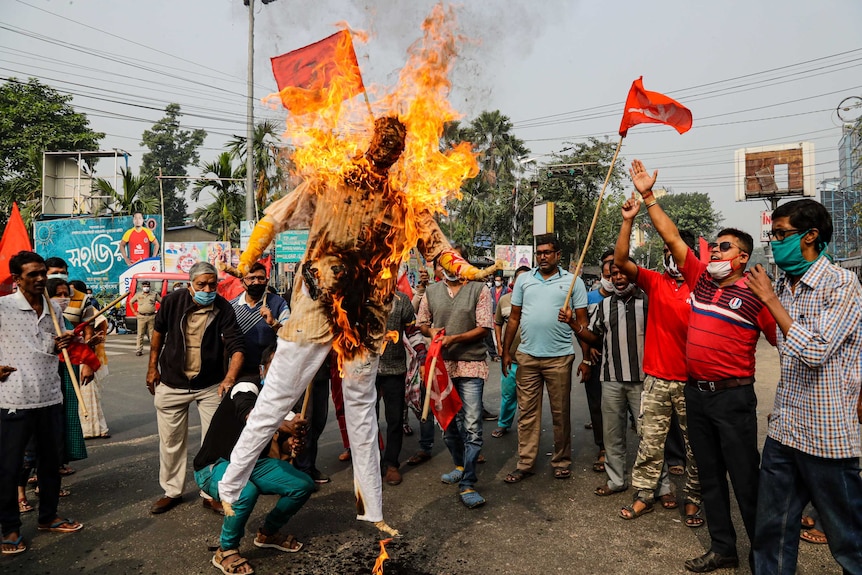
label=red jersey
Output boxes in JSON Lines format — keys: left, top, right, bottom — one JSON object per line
{"left": 680, "top": 248, "right": 777, "bottom": 381}
{"left": 636, "top": 267, "right": 691, "bottom": 381}
{"left": 122, "top": 227, "right": 156, "bottom": 263}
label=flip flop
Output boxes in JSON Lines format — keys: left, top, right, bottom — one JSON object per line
{"left": 801, "top": 528, "right": 828, "bottom": 545}
{"left": 37, "top": 518, "right": 83, "bottom": 533}
{"left": 491, "top": 427, "right": 508, "bottom": 438}
{"left": 504, "top": 469, "right": 534, "bottom": 483}
{"left": 1, "top": 535, "right": 26, "bottom": 555}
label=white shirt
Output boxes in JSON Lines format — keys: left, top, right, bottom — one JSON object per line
{"left": 0, "top": 291, "right": 63, "bottom": 409}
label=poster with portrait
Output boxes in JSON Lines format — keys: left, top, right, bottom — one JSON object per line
{"left": 515, "top": 245, "right": 533, "bottom": 270}
{"left": 163, "top": 241, "right": 231, "bottom": 275}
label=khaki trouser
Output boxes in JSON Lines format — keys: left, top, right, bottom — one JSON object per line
{"left": 136, "top": 314, "right": 155, "bottom": 353}
{"left": 154, "top": 383, "right": 220, "bottom": 498}
{"left": 514, "top": 351, "right": 575, "bottom": 471}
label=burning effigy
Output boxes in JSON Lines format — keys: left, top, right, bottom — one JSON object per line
{"left": 218, "top": 3, "right": 496, "bottom": 534}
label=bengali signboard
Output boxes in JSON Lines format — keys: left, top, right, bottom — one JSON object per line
{"left": 275, "top": 230, "right": 310, "bottom": 263}
{"left": 163, "top": 241, "right": 231, "bottom": 275}
{"left": 34, "top": 215, "right": 162, "bottom": 292}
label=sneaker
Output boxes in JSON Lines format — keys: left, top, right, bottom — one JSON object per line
{"left": 482, "top": 409, "right": 497, "bottom": 421}
{"left": 441, "top": 467, "right": 464, "bottom": 484}
{"left": 135, "top": 350, "right": 143, "bottom": 356}
{"left": 309, "top": 469, "right": 330, "bottom": 484}
{"left": 383, "top": 466, "right": 402, "bottom": 486}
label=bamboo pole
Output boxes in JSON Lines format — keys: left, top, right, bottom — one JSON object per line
{"left": 72, "top": 292, "right": 129, "bottom": 334}
{"left": 44, "top": 289, "right": 87, "bottom": 416}
{"left": 563, "top": 135, "right": 625, "bottom": 309}
{"left": 299, "top": 380, "right": 313, "bottom": 420}
{"left": 420, "top": 355, "right": 437, "bottom": 423}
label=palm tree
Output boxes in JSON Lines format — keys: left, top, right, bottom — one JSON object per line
{"left": 94, "top": 167, "right": 158, "bottom": 215}
{"left": 226, "top": 120, "right": 287, "bottom": 215}
{"left": 463, "top": 110, "right": 529, "bottom": 187}
{"left": 192, "top": 152, "right": 244, "bottom": 242}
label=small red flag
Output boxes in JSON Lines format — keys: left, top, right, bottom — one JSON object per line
{"left": 270, "top": 30, "right": 365, "bottom": 112}
{"left": 619, "top": 77, "right": 692, "bottom": 137}
{"left": 0, "top": 202, "right": 33, "bottom": 295}
{"left": 63, "top": 341, "right": 101, "bottom": 372}
{"left": 423, "top": 330, "right": 462, "bottom": 431}
{"left": 216, "top": 255, "right": 274, "bottom": 301}
{"left": 396, "top": 270, "right": 413, "bottom": 299}
{"left": 698, "top": 237, "right": 711, "bottom": 263}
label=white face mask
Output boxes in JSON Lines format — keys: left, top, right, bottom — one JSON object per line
{"left": 441, "top": 270, "right": 459, "bottom": 283}
{"left": 664, "top": 254, "right": 682, "bottom": 279}
{"left": 706, "top": 259, "right": 735, "bottom": 280}
{"left": 494, "top": 279, "right": 502, "bottom": 287}
{"left": 53, "top": 297, "right": 71, "bottom": 311}
{"left": 600, "top": 278, "right": 614, "bottom": 292}
{"left": 143, "top": 287, "right": 150, "bottom": 293}
{"left": 612, "top": 283, "right": 637, "bottom": 297}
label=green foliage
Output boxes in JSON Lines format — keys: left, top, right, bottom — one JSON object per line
{"left": 0, "top": 78, "right": 103, "bottom": 226}
{"left": 139, "top": 104, "right": 206, "bottom": 226}
{"left": 226, "top": 120, "right": 288, "bottom": 216}
{"left": 94, "top": 167, "right": 158, "bottom": 215}
{"left": 192, "top": 152, "right": 244, "bottom": 243}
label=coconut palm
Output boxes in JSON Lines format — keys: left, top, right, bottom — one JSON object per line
{"left": 94, "top": 167, "right": 158, "bottom": 215}
{"left": 226, "top": 120, "right": 287, "bottom": 215}
{"left": 463, "top": 110, "right": 529, "bottom": 187}
{"left": 192, "top": 152, "right": 244, "bottom": 242}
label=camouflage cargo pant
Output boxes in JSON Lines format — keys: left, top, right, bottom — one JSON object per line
{"left": 632, "top": 375, "right": 701, "bottom": 505}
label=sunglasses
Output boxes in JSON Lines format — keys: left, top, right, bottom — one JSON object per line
{"left": 711, "top": 241, "right": 742, "bottom": 253}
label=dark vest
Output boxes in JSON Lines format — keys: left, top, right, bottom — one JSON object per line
{"left": 425, "top": 281, "right": 487, "bottom": 362}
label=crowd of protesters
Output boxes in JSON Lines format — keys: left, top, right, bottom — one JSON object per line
{"left": 1, "top": 158, "right": 860, "bottom": 575}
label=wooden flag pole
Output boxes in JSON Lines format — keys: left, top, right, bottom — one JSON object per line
{"left": 299, "top": 379, "right": 314, "bottom": 420}
{"left": 420, "top": 355, "right": 437, "bottom": 423}
{"left": 563, "top": 135, "right": 625, "bottom": 309}
{"left": 44, "top": 289, "right": 87, "bottom": 416}
{"left": 72, "top": 292, "right": 129, "bottom": 334}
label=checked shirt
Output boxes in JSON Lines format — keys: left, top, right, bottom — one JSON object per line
{"left": 768, "top": 255, "right": 862, "bottom": 459}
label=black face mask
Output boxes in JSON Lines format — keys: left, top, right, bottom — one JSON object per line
{"left": 246, "top": 284, "right": 267, "bottom": 299}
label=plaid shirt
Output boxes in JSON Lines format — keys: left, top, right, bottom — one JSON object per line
{"left": 768, "top": 256, "right": 862, "bottom": 459}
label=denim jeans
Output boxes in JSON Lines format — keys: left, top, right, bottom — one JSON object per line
{"left": 497, "top": 363, "right": 518, "bottom": 430}
{"left": 196, "top": 457, "right": 314, "bottom": 551}
{"left": 753, "top": 437, "right": 862, "bottom": 575}
{"left": 443, "top": 377, "right": 484, "bottom": 490}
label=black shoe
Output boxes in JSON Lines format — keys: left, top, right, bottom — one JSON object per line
{"left": 309, "top": 468, "right": 331, "bottom": 484}
{"left": 482, "top": 408, "right": 497, "bottom": 421}
{"left": 684, "top": 551, "right": 739, "bottom": 573}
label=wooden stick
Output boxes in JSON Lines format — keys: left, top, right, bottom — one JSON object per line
{"left": 73, "top": 292, "right": 129, "bottom": 334}
{"left": 44, "top": 289, "right": 87, "bottom": 416}
{"left": 564, "top": 135, "right": 625, "bottom": 309}
{"left": 299, "top": 379, "right": 314, "bottom": 420}
{"left": 420, "top": 355, "right": 437, "bottom": 423}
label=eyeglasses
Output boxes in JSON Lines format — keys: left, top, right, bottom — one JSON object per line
{"left": 535, "top": 250, "right": 559, "bottom": 258}
{"left": 711, "top": 241, "right": 742, "bottom": 253}
{"left": 766, "top": 228, "right": 807, "bottom": 241}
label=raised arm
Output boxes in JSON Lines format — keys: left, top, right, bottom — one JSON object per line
{"left": 415, "top": 210, "right": 498, "bottom": 281}
{"left": 630, "top": 159, "right": 688, "bottom": 268}
{"left": 614, "top": 192, "right": 641, "bottom": 282}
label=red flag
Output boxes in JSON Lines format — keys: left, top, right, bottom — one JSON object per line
{"left": 63, "top": 341, "right": 101, "bottom": 372}
{"left": 0, "top": 202, "right": 33, "bottom": 295}
{"left": 423, "top": 330, "right": 462, "bottom": 430}
{"left": 270, "top": 30, "right": 365, "bottom": 112}
{"left": 699, "top": 237, "right": 711, "bottom": 263}
{"left": 396, "top": 270, "right": 413, "bottom": 299}
{"left": 618, "top": 77, "right": 692, "bottom": 137}
{"left": 217, "top": 255, "right": 275, "bottom": 301}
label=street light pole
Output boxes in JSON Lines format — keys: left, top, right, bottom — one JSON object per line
{"left": 245, "top": 0, "right": 256, "bottom": 222}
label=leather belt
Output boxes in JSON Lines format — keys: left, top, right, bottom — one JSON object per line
{"left": 687, "top": 377, "right": 754, "bottom": 392}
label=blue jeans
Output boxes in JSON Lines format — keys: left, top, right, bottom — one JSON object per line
{"left": 195, "top": 458, "right": 314, "bottom": 551}
{"left": 497, "top": 364, "right": 518, "bottom": 430}
{"left": 443, "top": 377, "right": 484, "bottom": 490}
{"left": 753, "top": 437, "right": 862, "bottom": 575}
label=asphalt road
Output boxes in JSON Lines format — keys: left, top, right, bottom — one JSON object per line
{"left": 8, "top": 335, "right": 842, "bottom": 574}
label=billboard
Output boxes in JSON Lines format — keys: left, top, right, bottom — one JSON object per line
{"left": 734, "top": 142, "right": 815, "bottom": 201}
{"left": 494, "top": 245, "right": 534, "bottom": 271}
{"left": 163, "top": 241, "right": 231, "bottom": 275}
{"left": 34, "top": 214, "right": 162, "bottom": 291}
{"left": 275, "top": 230, "right": 310, "bottom": 263}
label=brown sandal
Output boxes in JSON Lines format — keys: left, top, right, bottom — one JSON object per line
{"left": 620, "top": 498, "right": 654, "bottom": 520}
{"left": 659, "top": 492, "right": 678, "bottom": 509}
{"left": 212, "top": 548, "right": 255, "bottom": 574}
{"left": 801, "top": 528, "right": 828, "bottom": 545}
{"left": 592, "top": 449, "right": 606, "bottom": 473}
{"left": 594, "top": 484, "right": 627, "bottom": 496}
{"left": 254, "top": 530, "right": 303, "bottom": 553}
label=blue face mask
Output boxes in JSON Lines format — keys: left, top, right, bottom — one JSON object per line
{"left": 771, "top": 230, "right": 822, "bottom": 276}
{"left": 192, "top": 289, "right": 216, "bottom": 306}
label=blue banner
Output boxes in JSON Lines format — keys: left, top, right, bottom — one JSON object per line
{"left": 34, "top": 215, "right": 162, "bottom": 292}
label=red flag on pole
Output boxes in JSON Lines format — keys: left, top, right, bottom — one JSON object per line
{"left": 216, "top": 254, "right": 274, "bottom": 301}
{"left": 423, "top": 331, "right": 462, "bottom": 430}
{"left": 270, "top": 30, "right": 365, "bottom": 112}
{"left": 0, "top": 202, "right": 33, "bottom": 295}
{"left": 64, "top": 341, "right": 101, "bottom": 372}
{"left": 699, "top": 237, "right": 711, "bottom": 263}
{"left": 618, "top": 77, "right": 692, "bottom": 137}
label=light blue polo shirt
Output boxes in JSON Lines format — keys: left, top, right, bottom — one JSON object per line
{"left": 511, "top": 267, "right": 588, "bottom": 357}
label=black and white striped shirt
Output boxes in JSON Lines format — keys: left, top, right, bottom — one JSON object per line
{"left": 588, "top": 288, "right": 648, "bottom": 383}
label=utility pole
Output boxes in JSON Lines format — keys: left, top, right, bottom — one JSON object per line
{"left": 245, "top": 0, "right": 256, "bottom": 222}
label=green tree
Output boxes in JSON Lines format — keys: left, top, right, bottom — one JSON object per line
{"left": 0, "top": 78, "right": 103, "bottom": 226}
{"left": 139, "top": 104, "right": 206, "bottom": 226}
{"left": 226, "top": 120, "right": 287, "bottom": 215}
{"left": 94, "top": 167, "right": 158, "bottom": 215}
{"left": 191, "top": 152, "right": 244, "bottom": 242}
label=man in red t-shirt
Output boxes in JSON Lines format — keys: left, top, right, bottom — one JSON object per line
{"left": 120, "top": 212, "right": 159, "bottom": 266}
{"left": 630, "top": 159, "right": 777, "bottom": 574}
{"left": 613, "top": 193, "right": 702, "bottom": 528}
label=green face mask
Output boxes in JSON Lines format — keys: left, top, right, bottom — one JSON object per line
{"left": 771, "top": 230, "right": 821, "bottom": 276}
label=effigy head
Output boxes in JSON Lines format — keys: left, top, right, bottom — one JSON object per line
{"left": 366, "top": 116, "right": 407, "bottom": 170}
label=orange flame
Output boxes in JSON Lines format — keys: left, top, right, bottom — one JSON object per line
{"left": 265, "top": 3, "right": 478, "bottom": 369}
{"left": 372, "top": 538, "right": 393, "bottom": 575}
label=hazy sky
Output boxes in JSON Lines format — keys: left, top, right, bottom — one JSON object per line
{"left": 4, "top": 0, "right": 861, "bottom": 242}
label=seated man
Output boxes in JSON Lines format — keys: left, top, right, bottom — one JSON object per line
{"left": 194, "top": 345, "right": 314, "bottom": 575}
